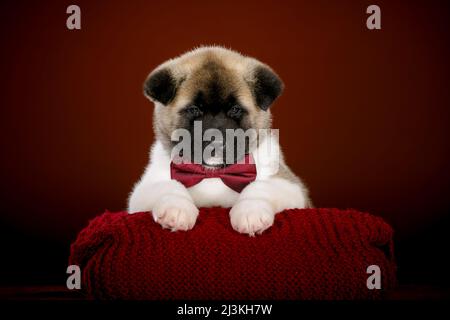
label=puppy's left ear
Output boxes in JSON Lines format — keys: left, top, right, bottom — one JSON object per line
{"left": 250, "top": 65, "right": 284, "bottom": 111}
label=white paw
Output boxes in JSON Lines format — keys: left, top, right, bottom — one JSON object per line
{"left": 153, "top": 195, "right": 199, "bottom": 231}
{"left": 229, "top": 199, "right": 275, "bottom": 236}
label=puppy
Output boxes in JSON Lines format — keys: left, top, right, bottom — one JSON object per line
{"left": 128, "top": 46, "right": 311, "bottom": 235}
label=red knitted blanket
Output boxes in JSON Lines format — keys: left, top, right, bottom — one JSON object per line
{"left": 69, "top": 208, "right": 396, "bottom": 300}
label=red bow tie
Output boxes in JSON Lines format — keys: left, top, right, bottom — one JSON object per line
{"left": 170, "top": 154, "right": 257, "bottom": 193}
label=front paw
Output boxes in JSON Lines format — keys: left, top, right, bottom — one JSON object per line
{"left": 153, "top": 195, "right": 199, "bottom": 231}
{"left": 230, "top": 199, "right": 275, "bottom": 236}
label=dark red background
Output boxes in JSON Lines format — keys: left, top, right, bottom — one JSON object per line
{"left": 0, "top": 0, "right": 449, "bottom": 288}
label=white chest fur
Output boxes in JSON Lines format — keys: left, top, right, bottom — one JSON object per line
{"left": 187, "top": 178, "right": 239, "bottom": 208}
{"left": 129, "top": 133, "right": 291, "bottom": 212}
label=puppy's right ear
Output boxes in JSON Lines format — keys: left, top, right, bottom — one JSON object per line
{"left": 143, "top": 68, "right": 178, "bottom": 105}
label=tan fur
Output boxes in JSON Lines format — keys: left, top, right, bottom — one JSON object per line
{"left": 147, "top": 46, "right": 274, "bottom": 149}
{"left": 147, "top": 47, "right": 309, "bottom": 191}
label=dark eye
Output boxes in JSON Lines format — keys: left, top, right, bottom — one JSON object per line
{"left": 228, "top": 105, "right": 243, "bottom": 119}
{"left": 185, "top": 105, "right": 203, "bottom": 117}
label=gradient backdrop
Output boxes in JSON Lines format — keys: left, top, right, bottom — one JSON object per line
{"left": 0, "top": 0, "right": 449, "bottom": 288}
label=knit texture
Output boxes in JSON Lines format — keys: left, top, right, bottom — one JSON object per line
{"left": 69, "top": 208, "right": 397, "bottom": 300}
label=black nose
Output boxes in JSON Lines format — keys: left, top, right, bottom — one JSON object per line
{"left": 201, "top": 113, "right": 239, "bottom": 132}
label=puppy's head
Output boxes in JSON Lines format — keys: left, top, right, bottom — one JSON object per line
{"left": 144, "top": 46, "right": 283, "bottom": 166}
